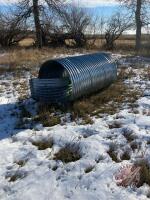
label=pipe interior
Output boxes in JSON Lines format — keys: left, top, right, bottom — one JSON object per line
{"left": 39, "top": 60, "right": 70, "bottom": 79}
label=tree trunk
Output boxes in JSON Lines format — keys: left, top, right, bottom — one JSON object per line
{"left": 33, "top": 0, "right": 42, "bottom": 48}
{"left": 74, "top": 32, "right": 87, "bottom": 47}
{"left": 105, "top": 33, "right": 114, "bottom": 50}
{"left": 135, "top": 0, "right": 142, "bottom": 52}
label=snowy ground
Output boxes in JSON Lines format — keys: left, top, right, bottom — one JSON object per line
{"left": 0, "top": 53, "right": 150, "bottom": 200}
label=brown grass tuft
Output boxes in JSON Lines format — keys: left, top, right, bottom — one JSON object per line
{"left": 108, "top": 121, "right": 122, "bottom": 129}
{"left": 122, "top": 128, "right": 136, "bottom": 143}
{"left": 15, "top": 160, "right": 27, "bottom": 167}
{"left": 54, "top": 143, "right": 81, "bottom": 163}
{"left": 135, "top": 159, "right": 150, "bottom": 187}
{"left": 107, "top": 143, "right": 120, "bottom": 163}
{"left": 34, "top": 104, "right": 61, "bottom": 127}
{"left": 120, "top": 151, "right": 130, "bottom": 160}
{"left": 6, "top": 170, "right": 27, "bottom": 182}
{"left": 84, "top": 166, "right": 95, "bottom": 173}
{"left": 32, "top": 138, "right": 53, "bottom": 150}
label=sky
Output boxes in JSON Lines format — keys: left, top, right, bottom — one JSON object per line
{"left": 0, "top": 0, "right": 120, "bottom": 17}
{"left": 68, "top": 0, "right": 119, "bottom": 7}
{"left": 0, "top": 0, "right": 121, "bottom": 19}
{"left": 0, "top": 0, "right": 149, "bottom": 34}
{"left": 0, "top": 0, "right": 119, "bottom": 7}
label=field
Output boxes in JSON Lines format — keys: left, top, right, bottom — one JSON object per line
{"left": 0, "top": 40, "right": 150, "bottom": 199}
{"left": 1, "top": 34, "right": 150, "bottom": 70}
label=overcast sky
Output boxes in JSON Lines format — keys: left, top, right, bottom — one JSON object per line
{"left": 0, "top": 0, "right": 119, "bottom": 7}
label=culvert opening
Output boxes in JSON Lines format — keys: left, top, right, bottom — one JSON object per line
{"left": 39, "top": 60, "right": 70, "bottom": 79}
{"left": 32, "top": 60, "right": 72, "bottom": 103}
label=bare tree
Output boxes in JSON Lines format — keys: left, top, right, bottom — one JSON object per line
{"left": 0, "top": 10, "right": 27, "bottom": 47}
{"left": 16, "top": 0, "right": 63, "bottom": 48}
{"left": 33, "top": 0, "right": 42, "bottom": 48}
{"left": 85, "top": 14, "right": 106, "bottom": 49}
{"left": 135, "top": 0, "right": 142, "bottom": 51}
{"left": 105, "top": 12, "right": 132, "bottom": 50}
{"left": 118, "top": 0, "right": 150, "bottom": 51}
{"left": 40, "top": 11, "right": 66, "bottom": 46}
{"left": 52, "top": 4, "right": 91, "bottom": 47}
{"left": 99, "top": 16, "right": 105, "bottom": 46}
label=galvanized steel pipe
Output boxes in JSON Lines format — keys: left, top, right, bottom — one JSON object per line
{"left": 30, "top": 53, "right": 117, "bottom": 103}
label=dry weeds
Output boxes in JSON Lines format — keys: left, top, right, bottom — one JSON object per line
{"left": 0, "top": 47, "right": 93, "bottom": 73}
{"left": 84, "top": 166, "right": 95, "bottom": 173}
{"left": 135, "top": 159, "right": 150, "bottom": 187}
{"left": 32, "top": 138, "right": 53, "bottom": 150}
{"left": 54, "top": 142, "right": 81, "bottom": 163}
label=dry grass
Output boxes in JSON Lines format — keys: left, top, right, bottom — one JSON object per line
{"left": 84, "top": 166, "right": 95, "bottom": 173}
{"left": 93, "top": 38, "right": 136, "bottom": 52}
{"left": 135, "top": 159, "right": 150, "bottom": 187}
{"left": 0, "top": 47, "right": 93, "bottom": 73}
{"left": 51, "top": 165, "right": 58, "bottom": 171}
{"left": 122, "top": 128, "right": 137, "bottom": 143}
{"left": 34, "top": 104, "right": 61, "bottom": 127}
{"left": 19, "top": 38, "right": 35, "bottom": 47}
{"left": 143, "top": 67, "right": 150, "bottom": 80}
{"left": 15, "top": 159, "right": 28, "bottom": 167}
{"left": 32, "top": 138, "right": 53, "bottom": 150}
{"left": 95, "top": 155, "right": 104, "bottom": 163}
{"left": 0, "top": 35, "right": 149, "bottom": 73}
{"left": 88, "top": 36, "right": 150, "bottom": 57}
{"left": 70, "top": 68, "right": 141, "bottom": 117}
{"left": 108, "top": 142, "right": 131, "bottom": 162}
{"left": 147, "top": 191, "right": 150, "bottom": 198}
{"left": 0, "top": 38, "right": 149, "bottom": 75}
{"left": 16, "top": 80, "right": 29, "bottom": 101}
{"left": 18, "top": 103, "right": 31, "bottom": 118}
{"left": 54, "top": 142, "right": 81, "bottom": 163}
{"left": 107, "top": 143, "right": 120, "bottom": 163}
{"left": 0, "top": 49, "right": 43, "bottom": 66}
{"left": 5, "top": 170, "right": 27, "bottom": 182}
{"left": 108, "top": 121, "right": 122, "bottom": 129}
{"left": 15, "top": 103, "right": 32, "bottom": 129}
{"left": 8, "top": 174, "right": 24, "bottom": 182}
{"left": 120, "top": 151, "right": 131, "bottom": 161}
{"left": 130, "top": 141, "right": 139, "bottom": 151}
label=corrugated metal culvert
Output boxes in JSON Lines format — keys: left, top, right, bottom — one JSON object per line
{"left": 30, "top": 53, "right": 117, "bottom": 103}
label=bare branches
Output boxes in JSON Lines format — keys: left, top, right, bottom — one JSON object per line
{"left": 0, "top": 9, "right": 27, "bottom": 47}
{"left": 50, "top": 5, "right": 91, "bottom": 47}
{"left": 1, "top": 0, "right": 148, "bottom": 49}
{"left": 117, "top": 0, "right": 150, "bottom": 51}
{"left": 105, "top": 12, "right": 132, "bottom": 50}
{"left": 13, "top": 0, "right": 66, "bottom": 48}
